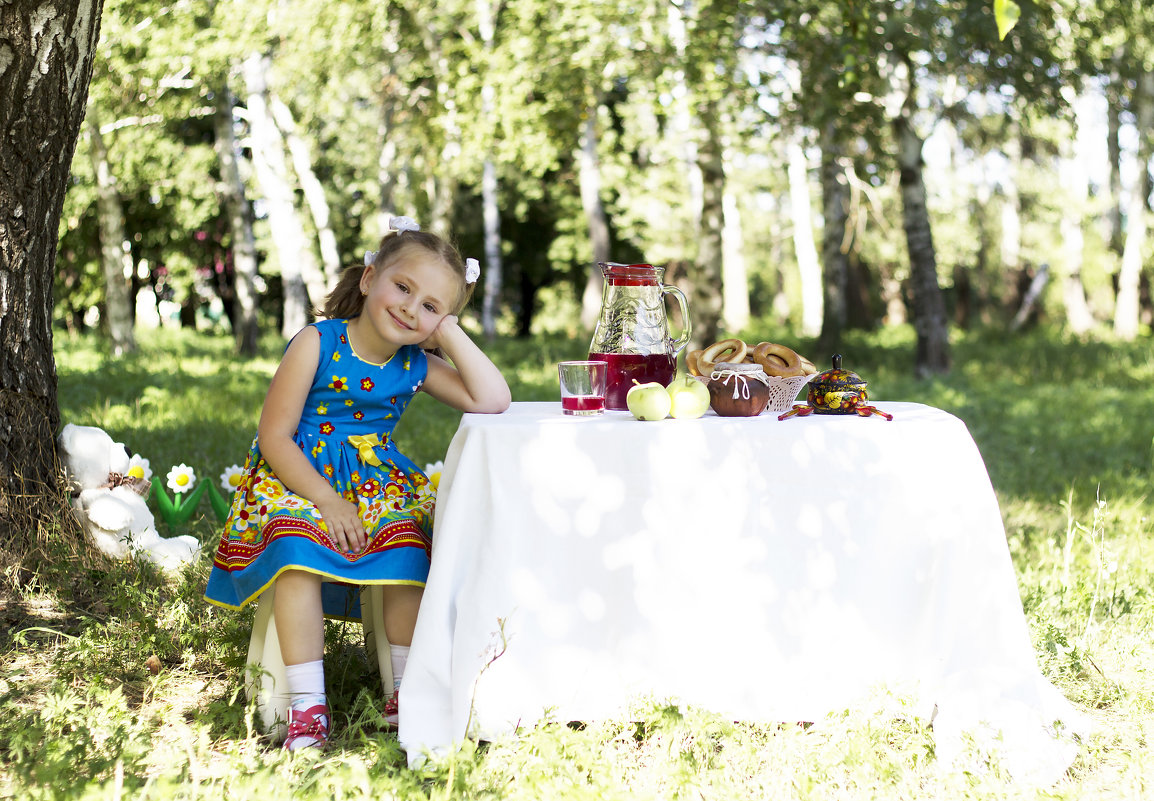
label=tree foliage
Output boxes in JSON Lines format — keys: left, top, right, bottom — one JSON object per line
{"left": 55, "top": 0, "right": 1152, "bottom": 353}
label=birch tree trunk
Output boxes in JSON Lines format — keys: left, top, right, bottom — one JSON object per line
{"left": 376, "top": 93, "right": 401, "bottom": 235}
{"left": 87, "top": 108, "right": 136, "bottom": 355}
{"left": 1060, "top": 96, "right": 1096, "bottom": 335}
{"left": 270, "top": 93, "right": 341, "bottom": 289}
{"left": 788, "top": 136, "right": 823, "bottom": 338}
{"left": 721, "top": 177, "right": 750, "bottom": 333}
{"left": 416, "top": 19, "right": 459, "bottom": 235}
{"left": 1114, "top": 70, "right": 1154, "bottom": 340}
{"left": 1001, "top": 126, "right": 1022, "bottom": 290}
{"left": 477, "top": 0, "right": 502, "bottom": 338}
{"left": 214, "top": 84, "right": 261, "bottom": 356}
{"left": 894, "top": 112, "right": 950, "bottom": 375}
{"left": 243, "top": 53, "right": 318, "bottom": 337}
{"left": 579, "top": 104, "right": 610, "bottom": 330}
{"left": 0, "top": 0, "right": 103, "bottom": 548}
{"left": 480, "top": 158, "right": 502, "bottom": 336}
{"left": 819, "top": 122, "right": 849, "bottom": 350}
{"left": 883, "top": 54, "right": 949, "bottom": 375}
{"left": 693, "top": 98, "right": 726, "bottom": 345}
{"left": 1107, "top": 54, "right": 1125, "bottom": 254}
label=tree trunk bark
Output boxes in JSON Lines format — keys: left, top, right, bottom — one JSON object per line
{"left": 1114, "top": 69, "right": 1154, "bottom": 340}
{"left": 242, "top": 53, "right": 317, "bottom": 337}
{"left": 894, "top": 113, "right": 950, "bottom": 376}
{"left": 480, "top": 158, "right": 502, "bottom": 336}
{"left": 86, "top": 107, "right": 136, "bottom": 355}
{"left": 721, "top": 178, "right": 750, "bottom": 333}
{"left": 0, "top": 0, "right": 104, "bottom": 553}
{"left": 692, "top": 99, "right": 725, "bottom": 346}
{"left": 416, "top": 13, "right": 459, "bottom": 237}
{"left": 270, "top": 93, "right": 341, "bottom": 289}
{"left": 1000, "top": 125, "right": 1022, "bottom": 287}
{"left": 376, "top": 93, "right": 401, "bottom": 235}
{"left": 477, "top": 0, "right": 502, "bottom": 339}
{"left": 819, "top": 122, "right": 849, "bottom": 352}
{"left": 579, "top": 104, "right": 610, "bottom": 331}
{"left": 788, "top": 136, "right": 823, "bottom": 338}
{"left": 1060, "top": 95, "right": 1097, "bottom": 335}
{"left": 1107, "top": 53, "right": 1125, "bottom": 255}
{"left": 214, "top": 84, "right": 261, "bottom": 356}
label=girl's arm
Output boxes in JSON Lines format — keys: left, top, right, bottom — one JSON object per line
{"left": 420, "top": 315, "right": 511, "bottom": 413}
{"left": 257, "top": 329, "right": 368, "bottom": 553}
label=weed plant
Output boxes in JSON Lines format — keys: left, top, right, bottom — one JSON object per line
{"left": 1, "top": 325, "right": 1152, "bottom": 799}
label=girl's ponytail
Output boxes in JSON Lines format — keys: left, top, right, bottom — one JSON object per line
{"left": 317, "top": 265, "right": 368, "bottom": 320}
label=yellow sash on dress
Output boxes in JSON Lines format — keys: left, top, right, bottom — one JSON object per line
{"left": 348, "top": 433, "right": 388, "bottom": 466}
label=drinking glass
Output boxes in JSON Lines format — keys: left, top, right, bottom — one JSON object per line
{"left": 558, "top": 360, "right": 607, "bottom": 416}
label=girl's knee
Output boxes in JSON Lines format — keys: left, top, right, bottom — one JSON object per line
{"left": 278, "top": 569, "right": 321, "bottom": 586}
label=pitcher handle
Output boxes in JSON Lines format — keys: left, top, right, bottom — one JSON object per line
{"left": 662, "top": 284, "right": 691, "bottom": 356}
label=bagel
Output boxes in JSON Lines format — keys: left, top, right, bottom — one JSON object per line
{"left": 699, "top": 338, "right": 747, "bottom": 375}
{"left": 751, "top": 342, "right": 806, "bottom": 378}
{"left": 686, "top": 349, "right": 704, "bottom": 377}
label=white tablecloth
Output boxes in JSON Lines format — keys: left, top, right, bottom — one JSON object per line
{"left": 400, "top": 402, "right": 1083, "bottom": 782}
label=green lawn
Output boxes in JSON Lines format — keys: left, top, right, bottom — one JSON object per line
{"left": 2, "top": 324, "right": 1152, "bottom": 799}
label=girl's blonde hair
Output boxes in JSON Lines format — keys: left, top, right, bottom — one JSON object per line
{"left": 318, "top": 230, "right": 476, "bottom": 320}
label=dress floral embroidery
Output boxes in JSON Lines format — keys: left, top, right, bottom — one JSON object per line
{"left": 205, "top": 318, "right": 435, "bottom": 615}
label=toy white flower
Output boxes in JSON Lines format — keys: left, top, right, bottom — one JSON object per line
{"left": 219, "top": 465, "right": 245, "bottom": 494}
{"left": 126, "top": 454, "right": 152, "bottom": 482}
{"left": 424, "top": 460, "right": 444, "bottom": 490}
{"left": 166, "top": 464, "right": 197, "bottom": 495}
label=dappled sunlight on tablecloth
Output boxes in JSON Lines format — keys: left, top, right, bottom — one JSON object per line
{"left": 403, "top": 402, "right": 1086, "bottom": 784}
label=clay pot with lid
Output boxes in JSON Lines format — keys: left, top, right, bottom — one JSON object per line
{"left": 707, "top": 363, "right": 771, "bottom": 417}
{"left": 806, "top": 354, "right": 868, "bottom": 414}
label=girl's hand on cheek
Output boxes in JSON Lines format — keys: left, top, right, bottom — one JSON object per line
{"left": 316, "top": 496, "right": 367, "bottom": 554}
{"left": 420, "top": 314, "right": 459, "bottom": 351}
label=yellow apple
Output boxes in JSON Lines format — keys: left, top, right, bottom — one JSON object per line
{"left": 666, "top": 373, "right": 710, "bottom": 419}
{"left": 626, "top": 380, "right": 671, "bottom": 421}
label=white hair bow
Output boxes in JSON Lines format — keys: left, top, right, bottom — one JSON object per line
{"left": 364, "top": 250, "right": 377, "bottom": 266}
{"left": 465, "top": 258, "right": 480, "bottom": 284}
{"left": 389, "top": 216, "right": 421, "bottom": 233}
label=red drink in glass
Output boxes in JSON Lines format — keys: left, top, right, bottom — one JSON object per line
{"left": 561, "top": 395, "right": 605, "bottom": 413}
{"left": 590, "top": 352, "right": 676, "bottom": 410}
{"left": 558, "top": 360, "right": 608, "bottom": 416}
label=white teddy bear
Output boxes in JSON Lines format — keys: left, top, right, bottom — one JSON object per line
{"left": 59, "top": 423, "right": 201, "bottom": 571}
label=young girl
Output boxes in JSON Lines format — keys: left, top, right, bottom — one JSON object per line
{"left": 204, "top": 216, "right": 510, "bottom": 751}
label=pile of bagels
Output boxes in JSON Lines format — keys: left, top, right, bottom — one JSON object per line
{"left": 687, "top": 338, "right": 818, "bottom": 379}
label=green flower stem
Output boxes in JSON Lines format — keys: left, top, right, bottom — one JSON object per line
{"left": 150, "top": 479, "right": 209, "bottom": 527}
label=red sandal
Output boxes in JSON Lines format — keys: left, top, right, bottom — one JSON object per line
{"left": 284, "top": 702, "right": 330, "bottom": 751}
{"left": 382, "top": 692, "right": 399, "bottom": 730}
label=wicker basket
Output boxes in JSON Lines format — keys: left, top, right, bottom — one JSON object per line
{"left": 763, "top": 374, "right": 813, "bottom": 414}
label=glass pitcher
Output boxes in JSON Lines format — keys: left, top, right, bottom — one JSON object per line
{"left": 588, "top": 262, "right": 691, "bottom": 410}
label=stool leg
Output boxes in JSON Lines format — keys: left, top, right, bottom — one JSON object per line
{"left": 361, "top": 585, "right": 394, "bottom": 697}
{"left": 245, "top": 586, "right": 289, "bottom": 742}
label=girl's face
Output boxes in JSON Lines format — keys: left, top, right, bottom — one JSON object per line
{"left": 358, "top": 247, "right": 461, "bottom": 347}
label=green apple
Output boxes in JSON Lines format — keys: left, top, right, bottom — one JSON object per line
{"left": 666, "top": 373, "right": 710, "bottom": 419}
{"left": 626, "top": 380, "right": 671, "bottom": 421}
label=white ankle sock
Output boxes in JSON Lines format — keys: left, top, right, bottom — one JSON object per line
{"left": 390, "top": 645, "right": 409, "bottom": 692}
{"left": 285, "top": 659, "right": 327, "bottom": 709}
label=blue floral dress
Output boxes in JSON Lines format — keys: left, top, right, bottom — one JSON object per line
{"left": 205, "top": 318, "right": 435, "bottom": 617}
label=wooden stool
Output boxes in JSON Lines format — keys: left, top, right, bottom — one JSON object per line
{"left": 245, "top": 584, "right": 393, "bottom": 741}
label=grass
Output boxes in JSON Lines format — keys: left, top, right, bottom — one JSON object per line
{"left": 2, "top": 323, "right": 1153, "bottom": 799}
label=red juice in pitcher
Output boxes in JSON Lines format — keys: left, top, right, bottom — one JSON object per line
{"left": 590, "top": 352, "right": 676, "bottom": 410}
